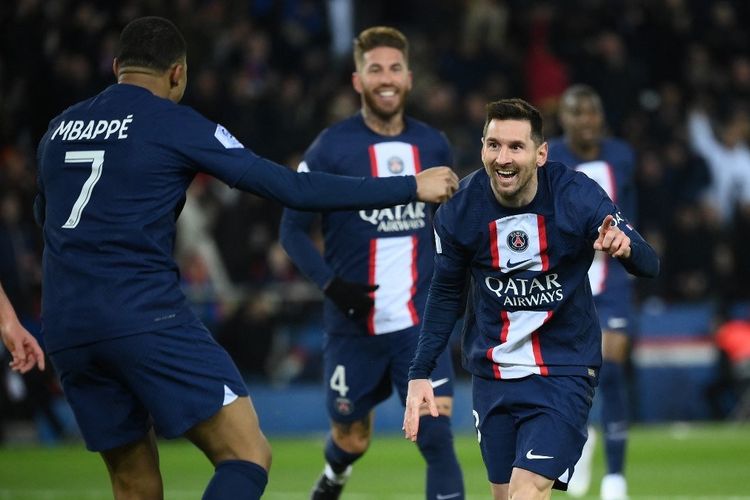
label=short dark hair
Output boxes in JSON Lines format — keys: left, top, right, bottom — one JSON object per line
{"left": 353, "top": 26, "right": 409, "bottom": 70}
{"left": 484, "top": 98, "right": 545, "bottom": 144}
{"left": 116, "top": 16, "right": 186, "bottom": 72}
{"left": 560, "top": 84, "right": 603, "bottom": 112}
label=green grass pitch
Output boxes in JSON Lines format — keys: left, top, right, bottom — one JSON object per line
{"left": 1, "top": 423, "right": 748, "bottom": 499}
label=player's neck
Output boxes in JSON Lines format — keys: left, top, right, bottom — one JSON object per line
{"left": 361, "top": 108, "right": 405, "bottom": 137}
{"left": 117, "top": 69, "right": 171, "bottom": 100}
{"left": 569, "top": 140, "right": 600, "bottom": 161}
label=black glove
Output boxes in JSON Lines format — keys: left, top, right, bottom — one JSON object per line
{"left": 324, "top": 277, "right": 379, "bottom": 320}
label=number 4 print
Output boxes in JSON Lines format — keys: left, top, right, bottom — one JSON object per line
{"left": 329, "top": 365, "right": 349, "bottom": 397}
{"left": 62, "top": 150, "right": 104, "bottom": 229}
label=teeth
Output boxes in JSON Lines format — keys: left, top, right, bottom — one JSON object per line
{"left": 379, "top": 90, "right": 395, "bottom": 97}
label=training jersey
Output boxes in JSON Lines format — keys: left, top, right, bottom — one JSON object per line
{"left": 409, "top": 162, "right": 659, "bottom": 381}
{"left": 36, "top": 84, "right": 417, "bottom": 353}
{"left": 280, "top": 113, "right": 452, "bottom": 336}
{"left": 547, "top": 138, "right": 636, "bottom": 316}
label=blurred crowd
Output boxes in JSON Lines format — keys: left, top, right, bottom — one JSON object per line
{"left": 2, "top": 0, "right": 750, "bottom": 409}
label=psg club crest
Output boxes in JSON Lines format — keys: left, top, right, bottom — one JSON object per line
{"left": 387, "top": 156, "right": 405, "bottom": 174}
{"left": 507, "top": 230, "right": 529, "bottom": 252}
{"left": 335, "top": 397, "right": 354, "bottom": 416}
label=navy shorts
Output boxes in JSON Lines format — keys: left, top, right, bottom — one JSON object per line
{"left": 324, "top": 330, "right": 455, "bottom": 423}
{"left": 472, "top": 374, "right": 595, "bottom": 490}
{"left": 50, "top": 320, "right": 248, "bottom": 452}
{"left": 594, "top": 290, "right": 633, "bottom": 335}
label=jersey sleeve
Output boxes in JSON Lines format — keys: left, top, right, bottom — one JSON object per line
{"left": 279, "top": 144, "right": 335, "bottom": 290}
{"left": 409, "top": 204, "right": 470, "bottom": 380}
{"left": 577, "top": 175, "right": 660, "bottom": 278}
{"left": 165, "top": 107, "right": 418, "bottom": 211}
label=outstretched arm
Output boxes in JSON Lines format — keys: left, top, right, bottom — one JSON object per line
{"left": 234, "top": 156, "right": 458, "bottom": 211}
{"left": 0, "top": 283, "right": 45, "bottom": 373}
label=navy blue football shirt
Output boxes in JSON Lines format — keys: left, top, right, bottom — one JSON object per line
{"left": 409, "top": 162, "right": 658, "bottom": 381}
{"left": 36, "top": 84, "right": 419, "bottom": 352}
{"left": 280, "top": 113, "right": 451, "bottom": 336}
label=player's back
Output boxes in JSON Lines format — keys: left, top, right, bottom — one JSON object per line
{"left": 37, "top": 84, "right": 200, "bottom": 352}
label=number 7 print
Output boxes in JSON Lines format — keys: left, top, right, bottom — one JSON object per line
{"left": 62, "top": 150, "right": 105, "bottom": 229}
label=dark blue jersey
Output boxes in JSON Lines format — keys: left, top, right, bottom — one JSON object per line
{"left": 280, "top": 113, "right": 452, "bottom": 336}
{"left": 547, "top": 138, "right": 636, "bottom": 306}
{"left": 409, "top": 162, "right": 658, "bottom": 381}
{"left": 37, "top": 84, "right": 418, "bottom": 353}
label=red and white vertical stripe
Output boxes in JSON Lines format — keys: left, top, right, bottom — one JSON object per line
{"left": 366, "top": 142, "right": 422, "bottom": 335}
{"left": 486, "top": 213, "right": 553, "bottom": 378}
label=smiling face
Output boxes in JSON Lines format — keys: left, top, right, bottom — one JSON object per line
{"left": 352, "top": 46, "right": 412, "bottom": 124}
{"left": 482, "top": 119, "right": 548, "bottom": 207}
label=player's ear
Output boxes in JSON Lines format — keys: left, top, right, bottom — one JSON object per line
{"left": 352, "top": 72, "right": 363, "bottom": 94}
{"left": 169, "top": 62, "right": 184, "bottom": 89}
{"left": 536, "top": 141, "right": 548, "bottom": 166}
{"left": 112, "top": 58, "right": 119, "bottom": 78}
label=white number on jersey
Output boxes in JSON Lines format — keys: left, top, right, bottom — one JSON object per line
{"left": 62, "top": 150, "right": 105, "bottom": 229}
{"left": 329, "top": 364, "right": 349, "bottom": 397}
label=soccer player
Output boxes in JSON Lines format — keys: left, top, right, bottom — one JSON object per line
{"left": 35, "top": 17, "right": 458, "bottom": 500}
{"left": 279, "top": 26, "right": 465, "bottom": 500}
{"left": 548, "top": 84, "right": 636, "bottom": 500}
{"left": 0, "top": 281, "right": 45, "bottom": 374}
{"left": 404, "top": 98, "right": 659, "bottom": 500}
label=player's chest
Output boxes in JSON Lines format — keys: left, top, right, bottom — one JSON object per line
{"left": 471, "top": 211, "right": 585, "bottom": 274}
{"left": 333, "top": 141, "right": 443, "bottom": 177}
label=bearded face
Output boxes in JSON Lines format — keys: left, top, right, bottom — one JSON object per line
{"left": 353, "top": 46, "right": 412, "bottom": 122}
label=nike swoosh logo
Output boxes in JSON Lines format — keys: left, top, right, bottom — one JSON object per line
{"left": 436, "top": 493, "right": 462, "bottom": 500}
{"left": 429, "top": 377, "right": 450, "bottom": 389}
{"left": 506, "top": 258, "right": 532, "bottom": 269}
{"left": 526, "top": 449, "right": 554, "bottom": 460}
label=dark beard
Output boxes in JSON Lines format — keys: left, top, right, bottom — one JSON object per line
{"left": 362, "top": 89, "right": 405, "bottom": 122}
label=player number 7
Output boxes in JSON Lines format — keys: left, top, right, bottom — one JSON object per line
{"left": 62, "top": 150, "right": 105, "bottom": 229}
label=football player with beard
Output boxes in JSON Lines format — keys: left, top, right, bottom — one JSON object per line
{"left": 280, "top": 26, "right": 465, "bottom": 500}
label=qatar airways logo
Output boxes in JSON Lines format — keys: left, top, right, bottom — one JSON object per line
{"left": 484, "top": 273, "right": 563, "bottom": 307}
{"left": 359, "top": 202, "right": 427, "bottom": 232}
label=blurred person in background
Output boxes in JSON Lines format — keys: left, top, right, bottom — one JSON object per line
{"left": 548, "top": 84, "right": 637, "bottom": 500}
{"left": 280, "top": 26, "right": 464, "bottom": 500}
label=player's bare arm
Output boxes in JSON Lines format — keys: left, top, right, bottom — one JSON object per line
{"left": 0, "top": 285, "right": 45, "bottom": 374}
{"left": 403, "top": 379, "right": 438, "bottom": 442}
{"left": 415, "top": 167, "right": 459, "bottom": 203}
{"left": 593, "top": 214, "right": 631, "bottom": 259}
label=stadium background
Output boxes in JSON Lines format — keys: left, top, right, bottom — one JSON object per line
{"left": 1, "top": 2, "right": 749, "bottom": 495}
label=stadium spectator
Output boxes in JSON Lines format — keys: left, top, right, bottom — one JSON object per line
{"left": 280, "top": 26, "right": 465, "bottom": 500}
{"left": 548, "top": 84, "right": 637, "bottom": 500}
{"left": 404, "top": 98, "right": 659, "bottom": 500}
{"left": 687, "top": 103, "right": 750, "bottom": 226}
{"left": 33, "top": 16, "right": 458, "bottom": 500}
